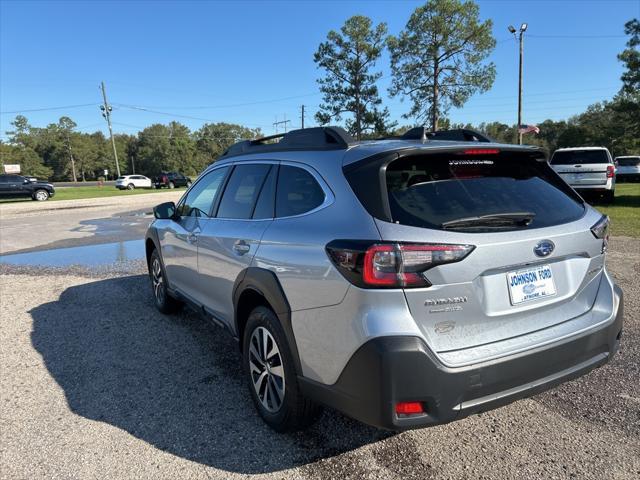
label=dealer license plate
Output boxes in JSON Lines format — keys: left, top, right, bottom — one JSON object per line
{"left": 507, "top": 265, "right": 557, "bottom": 305}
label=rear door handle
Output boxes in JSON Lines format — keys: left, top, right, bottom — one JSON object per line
{"left": 233, "top": 240, "right": 251, "bottom": 255}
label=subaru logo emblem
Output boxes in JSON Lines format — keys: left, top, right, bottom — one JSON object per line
{"left": 534, "top": 240, "right": 555, "bottom": 257}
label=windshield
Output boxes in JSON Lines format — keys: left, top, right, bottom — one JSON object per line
{"left": 551, "top": 150, "right": 609, "bottom": 165}
{"left": 383, "top": 154, "right": 585, "bottom": 232}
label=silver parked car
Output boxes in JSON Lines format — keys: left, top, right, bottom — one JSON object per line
{"left": 550, "top": 147, "right": 616, "bottom": 203}
{"left": 615, "top": 155, "right": 640, "bottom": 182}
{"left": 145, "top": 127, "right": 623, "bottom": 432}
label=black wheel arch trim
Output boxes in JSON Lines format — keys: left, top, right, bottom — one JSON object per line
{"left": 233, "top": 267, "right": 302, "bottom": 375}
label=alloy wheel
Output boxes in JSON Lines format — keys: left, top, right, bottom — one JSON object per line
{"left": 249, "top": 326, "right": 285, "bottom": 412}
{"left": 151, "top": 257, "right": 165, "bottom": 305}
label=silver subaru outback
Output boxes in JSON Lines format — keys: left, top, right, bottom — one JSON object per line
{"left": 145, "top": 126, "right": 623, "bottom": 432}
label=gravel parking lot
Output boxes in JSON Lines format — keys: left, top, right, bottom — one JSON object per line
{"left": 0, "top": 221, "right": 638, "bottom": 478}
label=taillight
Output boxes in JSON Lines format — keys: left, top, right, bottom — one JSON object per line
{"left": 590, "top": 215, "right": 609, "bottom": 253}
{"left": 606, "top": 165, "right": 615, "bottom": 178}
{"left": 326, "top": 241, "right": 475, "bottom": 288}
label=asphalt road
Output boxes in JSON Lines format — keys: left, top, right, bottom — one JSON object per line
{"left": 0, "top": 191, "right": 182, "bottom": 255}
{"left": 0, "top": 198, "right": 638, "bottom": 479}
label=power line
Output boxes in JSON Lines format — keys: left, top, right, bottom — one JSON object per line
{"left": 527, "top": 34, "right": 626, "bottom": 39}
{"left": 115, "top": 104, "right": 272, "bottom": 128}
{"left": 0, "top": 103, "right": 98, "bottom": 115}
{"left": 111, "top": 92, "right": 321, "bottom": 110}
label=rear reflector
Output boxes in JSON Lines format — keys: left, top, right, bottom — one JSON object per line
{"left": 460, "top": 148, "right": 500, "bottom": 155}
{"left": 395, "top": 402, "right": 425, "bottom": 415}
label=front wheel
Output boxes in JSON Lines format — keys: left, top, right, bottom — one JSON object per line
{"left": 33, "top": 189, "right": 50, "bottom": 201}
{"left": 149, "top": 249, "right": 182, "bottom": 313}
{"left": 168, "top": 181, "right": 175, "bottom": 189}
{"left": 243, "top": 306, "right": 320, "bottom": 432}
{"left": 127, "top": 183, "right": 135, "bottom": 190}
{"left": 186, "top": 181, "right": 192, "bottom": 188}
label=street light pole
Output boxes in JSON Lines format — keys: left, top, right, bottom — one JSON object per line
{"left": 509, "top": 23, "right": 527, "bottom": 145}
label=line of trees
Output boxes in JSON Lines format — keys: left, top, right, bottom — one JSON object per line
{"left": 1, "top": 2, "right": 637, "bottom": 181}
{"left": 1, "top": 117, "right": 261, "bottom": 181}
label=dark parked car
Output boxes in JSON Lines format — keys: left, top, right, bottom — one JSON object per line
{"left": 0, "top": 174, "right": 55, "bottom": 201}
{"left": 154, "top": 172, "right": 192, "bottom": 189}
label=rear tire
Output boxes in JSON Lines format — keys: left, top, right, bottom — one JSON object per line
{"left": 149, "top": 249, "right": 182, "bottom": 313}
{"left": 243, "top": 306, "right": 321, "bottom": 432}
{"left": 604, "top": 190, "right": 615, "bottom": 204}
{"left": 32, "top": 189, "right": 49, "bottom": 201}
{"left": 127, "top": 183, "right": 135, "bottom": 190}
{"left": 169, "top": 181, "right": 175, "bottom": 189}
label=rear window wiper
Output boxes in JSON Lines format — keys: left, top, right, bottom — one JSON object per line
{"left": 441, "top": 212, "right": 536, "bottom": 230}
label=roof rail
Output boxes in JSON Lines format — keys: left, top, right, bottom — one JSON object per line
{"left": 220, "top": 126, "right": 356, "bottom": 159}
{"left": 400, "top": 127, "right": 494, "bottom": 143}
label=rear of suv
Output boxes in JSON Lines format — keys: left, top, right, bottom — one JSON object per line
{"left": 550, "top": 147, "right": 616, "bottom": 203}
{"left": 615, "top": 155, "right": 640, "bottom": 182}
{"left": 146, "top": 127, "right": 623, "bottom": 432}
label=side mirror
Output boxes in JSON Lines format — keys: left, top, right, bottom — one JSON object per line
{"left": 154, "top": 201, "right": 176, "bottom": 220}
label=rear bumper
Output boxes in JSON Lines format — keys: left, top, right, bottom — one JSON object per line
{"left": 300, "top": 284, "right": 623, "bottom": 430}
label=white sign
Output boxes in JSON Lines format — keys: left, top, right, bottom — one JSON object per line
{"left": 103, "top": 169, "right": 109, "bottom": 175}
{"left": 3, "top": 164, "right": 21, "bottom": 174}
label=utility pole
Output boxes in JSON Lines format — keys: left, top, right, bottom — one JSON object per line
{"left": 273, "top": 114, "right": 291, "bottom": 134}
{"left": 300, "top": 105, "right": 305, "bottom": 129}
{"left": 509, "top": 23, "right": 527, "bottom": 145}
{"left": 65, "top": 131, "right": 77, "bottom": 182}
{"left": 100, "top": 81, "right": 121, "bottom": 177}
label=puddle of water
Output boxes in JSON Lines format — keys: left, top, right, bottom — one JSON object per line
{"left": 0, "top": 240, "right": 145, "bottom": 267}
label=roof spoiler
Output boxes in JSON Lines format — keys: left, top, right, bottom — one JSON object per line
{"left": 220, "top": 126, "right": 356, "bottom": 159}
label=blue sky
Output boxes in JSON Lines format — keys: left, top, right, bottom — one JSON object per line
{"left": 1, "top": 0, "right": 638, "bottom": 139}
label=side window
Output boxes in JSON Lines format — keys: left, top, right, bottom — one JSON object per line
{"left": 0, "top": 175, "right": 8, "bottom": 183}
{"left": 252, "top": 165, "right": 277, "bottom": 219}
{"left": 178, "top": 167, "right": 228, "bottom": 217}
{"left": 217, "top": 164, "right": 271, "bottom": 219}
{"left": 276, "top": 165, "right": 325, "bottom": 217}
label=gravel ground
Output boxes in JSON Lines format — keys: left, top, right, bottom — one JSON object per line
{"left": 0, "top": 237, "right": 638, "bottom": 479}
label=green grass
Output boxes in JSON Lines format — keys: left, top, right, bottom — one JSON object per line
{"left": 591, "top": 183, "right": 640, "bottom": 238}
{"left": 0, "top": 186, "right": 183, "bottom": 203}
{"left": 51, "top": 186, "right": 182, "bottom": 201}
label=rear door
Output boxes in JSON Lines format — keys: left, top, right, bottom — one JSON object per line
{"left": 349, "top": 149, "right": 605, "bottom": 365}
{"left": 160, "top": 166, "right": 230, "bottom": 297}
{"left": 550, "top": 149, "right": 611, "bottom": 187}
{"left": 197, "top": 162, "right": 276, "bottom": 323}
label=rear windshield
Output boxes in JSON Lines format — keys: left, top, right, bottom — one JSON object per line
{"left": 551, "top": 150, "right": 609, "bottom": 165}
{"left": 346, "top": 152, "right": 585, "bottom": 232}
{"left": 617, "top": 157, "right": 640, "bottom": 166}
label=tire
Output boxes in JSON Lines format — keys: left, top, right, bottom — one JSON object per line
{"left": 127, "top": 183, "right": 135, "bottom": 190}
{"left": 186, "top": 181, "right": 192, "bottom": 188}
{"left": 243, "top": 306, "right": 321, "bottom": 432}
{"left": 604, "top": 190, "right": 615, "bottom": 204}
{"left": 169, "top": 181, "right": 175, "bottom": 189}
{"left": 32, "top": 189, "right": 50, "bottom": 201}
{"left": 149, "top": 249, "right": 182, "bottom": 314}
